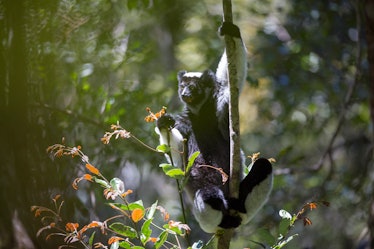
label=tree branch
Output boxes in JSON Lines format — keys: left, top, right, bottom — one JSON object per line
{"left": 311, "top": 0, "right": 362, "bottom": 172}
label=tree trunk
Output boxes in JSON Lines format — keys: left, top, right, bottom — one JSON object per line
{"left": 364, "top": 1, "right": 374, "bottom": 248}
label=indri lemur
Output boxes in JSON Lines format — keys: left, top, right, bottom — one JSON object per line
{"left": 155, "top": 22, "right": 273, "bottom": 233}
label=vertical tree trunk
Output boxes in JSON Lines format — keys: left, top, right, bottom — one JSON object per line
{"left": 364, "top": 1, "right": 374, "bottom": 248}
{"left": 218, "top": 0, "right": 242, "bottom": 248}
{"left": 1, "top": 1, "right": 35, "bottom": 248}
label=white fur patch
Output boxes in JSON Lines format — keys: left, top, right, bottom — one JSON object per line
{"left": 240, "top": 174, "right": 273, "bottom": 225}
{"left": 183, "top": 72, "right": 203, "bottom": 78}
{"left": 193, "top": 190, "right": 223, "bottom": 233}
{"left": 155, "top": 127, "right": 184, "bottom": 168}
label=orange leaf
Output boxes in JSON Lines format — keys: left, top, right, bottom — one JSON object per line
{"left": 149, "top": 237, "right": 158, "bottom": 243}
{"left": 83, "top": 174, "right": 93, "bottom": 181}
{"left": 131, "top": 208, "right": 144, "bottom": 222}
{"left": 121, "top": 189, "right": 133, "bottom": 198}
{"left": 307, "top": 202, "right": 317, "bottom": 210}
{"left": 86, "top": 163, "right": 100, "bottom": 175}
{"left": 53, "top": 194, "right": 61, "bottom": 202}
{"left": 87, "top": 221, "right": 102, "bottom": 228}
{"left": 108, "top": 236, "right": 124, "bottom": 245}
{"left": 65, "top": 223, "right": 79, "bottom": 232}
{"left": 33, "top": 208, "right": 41, "bottom": 217}
{"left": 303, "top": 217, "right": 312, "bottom": 226}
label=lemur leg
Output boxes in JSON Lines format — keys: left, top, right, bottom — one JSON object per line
{"left": 236, "top": 158, "right": 273, "bottom": 225}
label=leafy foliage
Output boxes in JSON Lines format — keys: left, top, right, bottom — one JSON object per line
{"left": 35, "top": 139, "right": 193, "bottom": 249}
{"left": 0, "top": 0, "right": 371, "bottom": 248}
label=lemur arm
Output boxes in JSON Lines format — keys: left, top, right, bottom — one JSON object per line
{"left": 155, "top": 114, "right": 185, "bottom": 168}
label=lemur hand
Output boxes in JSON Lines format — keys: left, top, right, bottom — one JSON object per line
{"left": 219, "top": 22, "right": 241, "bottom": 38}
{"left": 156, "top": 114, "right": 176, "bottom": 130}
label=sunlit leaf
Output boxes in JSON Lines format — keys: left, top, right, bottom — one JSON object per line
{"left": 108, "top": 236, "right": 125, "bottom": 245}
{"left": 140, "top": 218, "right": 153, "bottom": 243}
{"left": 156, "top": 144, "right": 170, "bottom": 153}
{"left": 86, "top": 163, "right": 100, "bottom": 175}
{"left": 118, "top": 240, "right": 131, "bottom": 249}
{"left": 131, "top": 208, "right": 144, "bottom": 222}
{"left": 146, "top": 201, "right": 158, "bottom": 219}
{"left": 166, "top": 220, "right": 190, "bottom": 235}
{"left": 159, "top": 164, "right": 185, "bottom": 179}
{"left": 186, "top": 151, "right": 200, "bottom": 173}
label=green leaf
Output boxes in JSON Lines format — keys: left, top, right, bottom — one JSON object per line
{"left": 93, "top": 177, "right": 110, "bottom": 188}
{"left": 255, "top": 228, "right": 276, "bottom": 245}
{"left": 128, "top": 200, "right": 145, "bottom": 211}
{"left": 140, "top": 218, "right": 153, "bottom": 244}
{"left": 110, "top": 177, "right": 125, "bottom": 193}
{"left": 111, "top": 201, "right": 144, "bottom": 212}
{"left": 146, "top": 201, "right": 158, "bottom": 219}
{"left": 162, "top": 223, "right": 183, "bottom": 236}
{"left": 160, "top": 164, "right": 185, "bottom": 179}
{"left": 165, "top": 168, "right": 185, "bottom": 178}
{"left": 154, "top": 230, "right": 168, "bottom": 249}
{"left": 118, "top": 241, "right": 131, "bottom": 249}
{"left": 159, "top": 163, "right": 172, "bottom": 169}
{"left": 273, "top": 234, "right": 298, "bottom": 249}
{"left": 109, "top": 223, "right": 138, "bottom": 239}
{"left": 278, "top": 218, "right": 291, "bottom": 237}
{"left": 186, "top": 151, "right": 200, "bottom": 173}
{"left": 156, "top": 144, "right": 170, "bottom": 153}
{"left": 88, "top": 231, "right": 95, "bottom": 246}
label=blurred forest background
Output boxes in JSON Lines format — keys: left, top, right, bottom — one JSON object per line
{"left": 0, "top": 0, "right": 373, "bottom": 248}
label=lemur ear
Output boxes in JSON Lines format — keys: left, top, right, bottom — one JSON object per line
{"left": 200, "top": 70, "right": 216, "bottom": 88}
{"left": 201, "top": 69, "right": 215, "bottom": 80}
{"left": 177, "top": 71, "right": 187, "bottom": 82}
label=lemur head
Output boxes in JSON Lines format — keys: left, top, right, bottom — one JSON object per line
{"left": 177, "top": 70, "right": 216, "bottom": 114}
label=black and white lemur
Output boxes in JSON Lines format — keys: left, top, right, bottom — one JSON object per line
{"left": 155, "top": 22, "right": 273, "bottom": 233}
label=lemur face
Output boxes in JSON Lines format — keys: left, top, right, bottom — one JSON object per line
{"left": 177, "top": 70, "right": 215, "bottom": 114}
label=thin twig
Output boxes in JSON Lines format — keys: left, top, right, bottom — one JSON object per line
{"left": 311, "top": 0, "right": 362, "bottom": 171}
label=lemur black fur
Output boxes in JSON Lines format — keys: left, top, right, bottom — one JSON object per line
{"left": 155, "top": 22, "right": 273, "bottom": 233}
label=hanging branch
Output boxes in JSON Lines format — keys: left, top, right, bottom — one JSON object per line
{"left": 218, "top": 0, "right": 241, "bottom": 248}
